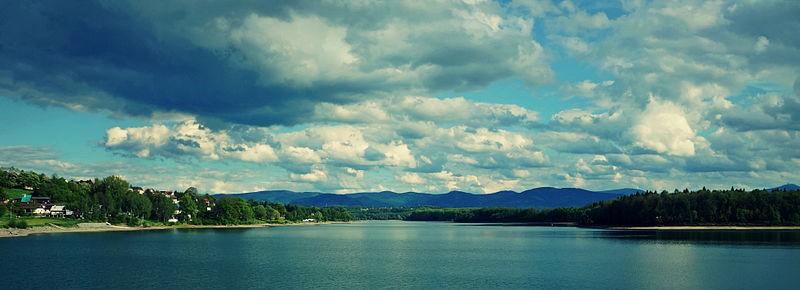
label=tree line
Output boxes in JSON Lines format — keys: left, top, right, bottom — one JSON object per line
{"left": 405, "top": 207, "right": 585, "bottom": 223}
{"left": 1, "top": 168, "right": 350, "bottom": 225}
{"left": 404, "top": 188, "right": 800, "bottom": 226}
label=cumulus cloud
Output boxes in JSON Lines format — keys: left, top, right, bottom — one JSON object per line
{"left": 0, "top": 0, "right": 553, "bottom": 127}
{"left": 631, "top": 97, "right": 698, "bottom": 157}
{"left": 4, "top": 0, "right": 800, "bottom": 193}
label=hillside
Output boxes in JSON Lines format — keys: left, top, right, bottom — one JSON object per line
{"left": 216, "top": 187, "right": 635, "bottom": 209}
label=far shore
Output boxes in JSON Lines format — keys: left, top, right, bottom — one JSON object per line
{"left": 0, "top": 221, "right": 334, "bottom": 238}
{"left": 599, "top": 225, "right": 800, "bottom": 231}
{"left": 5, "top": 222, "right": 800, "bottom": 238}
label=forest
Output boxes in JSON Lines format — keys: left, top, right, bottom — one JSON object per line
{"left": 4, "top": 167, "right": 799, "bottom": 227}
{"left": 405, "top": 188, "right": 800, "bottom": 226}
{"left": 0, "top": 167, "right": 351, "bottom": 226}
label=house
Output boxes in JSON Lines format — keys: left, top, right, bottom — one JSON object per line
{"left": 49, "top": 205, "right": 72, "bottom": 217}
{"left": 12, "top": 194, "right": 52, "bottom": 215}
{"left": 76, "top": 179, "right": 94, "bottom": 185}
{"left": 33, "top": 206, "right": 49, "bottom": 216}
{"left": 203, "top": 198, "right": 213, "bottom": 212}
{"left": 31, "top": 197, "right": 51, "bottom": 204}
{"left": 302, "top": 218, "right": 316, "bottom": 222}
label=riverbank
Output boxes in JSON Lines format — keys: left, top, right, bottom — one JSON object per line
{"left": 601, "top": 225, "right": 800, "bottom": 231}
{"left": 0, "top": 221, "right": 331, "bottom": 238}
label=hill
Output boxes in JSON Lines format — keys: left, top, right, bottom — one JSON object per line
{"left": 771, "top": 184, "right": 800, "bottom": 191}
{"left": 215, "top": 187, "right": 633, "bottom": 209}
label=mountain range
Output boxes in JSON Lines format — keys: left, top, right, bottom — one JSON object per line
{"left": 216, "top": 184, "right": 799, "bottom": 208}
{"left": 217, "top": 187, "right": 642, "bottom": 209}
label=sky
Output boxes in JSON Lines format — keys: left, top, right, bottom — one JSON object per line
{"left": 1, "top": 0, "right": 799, "bottom": 194}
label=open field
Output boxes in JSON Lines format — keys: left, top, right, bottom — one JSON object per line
{"left": 4, "top": 188, "right": 32, "bottom": 199}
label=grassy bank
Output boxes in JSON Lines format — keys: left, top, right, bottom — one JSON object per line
{"left": 1, "top": 217, "right": 81, "bottom": 228}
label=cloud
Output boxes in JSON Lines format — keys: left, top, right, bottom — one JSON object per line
{"left": 4, "top": 0, "right": 800, "bottom": 193}
{"left": 631, "top": 97, "right": 698, "bottom": 157}
{"left": 105, "top": 120, "right": 227, "bottom": 161}
{"left": 0, "top": 146, "right": 78, "bottom": 173}
{"left": 0, "top": 0, "right": 553, "bottom": 127}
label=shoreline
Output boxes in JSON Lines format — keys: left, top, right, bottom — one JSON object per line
{"left": 595, "top": 225, "right": 800, "bottom": 231}
{"left": 0, "top": 221, "right": 333, "bottom": 238}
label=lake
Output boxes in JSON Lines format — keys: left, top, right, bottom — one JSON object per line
{"left": 2, "top": 221, "right": 800, "bottom": 289}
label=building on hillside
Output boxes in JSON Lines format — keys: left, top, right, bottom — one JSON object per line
{"left": 76, "top": 180, "right": 94, "bottom": 187}
{"left": 12, "top": 194, "right": 51, "bottom": 215}
{"left": 49, "top": 205, "right": 73, "bottom": 217}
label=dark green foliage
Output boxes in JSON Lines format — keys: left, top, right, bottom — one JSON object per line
{"left": 0, "top": 167, "right": 353, "bottom": 226}
{"left": 150, "top": 194, "right": 177, "bottom": 222}
{"left": 405, "top": 207, "right": 585, "bottom": 223}
{"left": 348, "top": 207, "right": 425, "bottom": 220}
{"left": 178, "top": 193, "right": 199, "bottom": 223}
{"left": 7, "top": 218, "right": 28, "bottom": 229}
{"left": 405, "top": 188, "right": 800, "bottom": 226}
{"left": 586, "top": 188, "right": 800, "bottom": 226}
{"left": 213, "top": 196, "right": 254, "bottom": 224}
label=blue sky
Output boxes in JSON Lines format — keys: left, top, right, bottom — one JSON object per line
{"left": 1, "top": 0, "right": 799, "bottom": 194}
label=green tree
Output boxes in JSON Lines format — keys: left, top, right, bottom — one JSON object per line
{"left": 213, "top": 196, "right": 254, "bottom": 224}
{"left": 93, "top": 176, "right": 131, "bottom": 218}
{"left": 155, "top": 194, "right": 177, "bottom": 222}
{"left": 253, "top": 205, "right": 268, "bottom": 220}
{"left": 179, "top": 193, "right": 199, "bottom": 223}
{"left": 130, "top": 193, "right": 153, "bottom": 220}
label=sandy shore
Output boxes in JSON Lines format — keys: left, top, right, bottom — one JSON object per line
{"left": 604, "top": 226, "right": 800, "bottom": 231}
{"left": 0, "top": 222, "right": 329, "bottom": 238}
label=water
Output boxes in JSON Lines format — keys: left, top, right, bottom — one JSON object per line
{"left": 2, "top": 221, "right": 800, "bottom": 289}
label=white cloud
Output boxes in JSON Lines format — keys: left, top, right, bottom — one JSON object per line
{"left": 105, "top": 124, "right": 170, "bottom": 158}
{"left": 450, "top": 127, "right": 533, "bottom": 153}
{"left": 280, "top": 146, "right": 322, "bottom": 164}
{"left": 398, "top": 172, "right": 425, "bottom": 185}
{"left": 223, "top": 144, "right": 278, "bottom": 163}
{"left": 631, "top": 97, "right": 697, "bottom": 157}
{"left": 290, "top": 169, "right": 328, "bottom": 183}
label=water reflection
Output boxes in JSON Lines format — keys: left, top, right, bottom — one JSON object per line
{"left": 597, "top": 229, "right": 800, "bottom": 248}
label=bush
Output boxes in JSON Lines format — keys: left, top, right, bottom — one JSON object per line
{"left": 126, "top": 217, "right": 143, "bottom": 227}
{"left": 7, "top": 218, "right": 28, "bottom": 229}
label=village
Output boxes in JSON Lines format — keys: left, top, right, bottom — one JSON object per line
{"left": 4, "top": 181, "right": 191, "bottom": 223}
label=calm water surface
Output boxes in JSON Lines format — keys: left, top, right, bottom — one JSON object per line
{"left": 2, "top": 221, "right": 800, "bottom": 289}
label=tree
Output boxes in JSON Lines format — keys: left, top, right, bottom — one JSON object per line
{"left": 179, "top": 194, "right": 198, "bottom": 223}
{"left": 0, "top": 187, "right": 6, "bottom": 201}
{"left": 213, "top": 196, "right": 254, "bottom": 224}
{"left": 184, "top": 187, "right": 199, "bottom": 198}
{"left": 253, "top": 205, "right": 268, "bottom": 220}
{"left": 156, "top": 194, "right": 177, "bottom": 222}
{"left": 93, "top": 176, "right": 131, "bottom": 218}
{"left": 130, "top": 193, "right": 153, "bottom": 220}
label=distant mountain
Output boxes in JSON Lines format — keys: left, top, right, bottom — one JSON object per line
{"left": 770, "top": 184, "right": 800, "bottom": 191}
{"left": 216, "top": 187, "right": 636, "bottom": 209}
